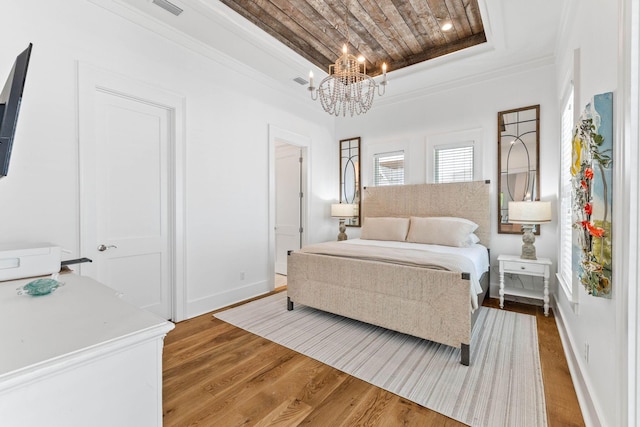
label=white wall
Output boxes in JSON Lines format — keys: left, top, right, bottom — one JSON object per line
{"left": 336, "top": 62, "right": 560, "bottom": 295}
{"left": 621, "top": 1, "right": 640, "bottom": 425}
{"left": 0, "top": 0, "right": 337, "bottom": 318}
{"left": 553, "top": 1, "right": 623, "bottom": 426}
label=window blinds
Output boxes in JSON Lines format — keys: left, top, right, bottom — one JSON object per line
{"left": 559, "top": 89, "right": 574, "bottom": 291}
{"left": 374, "top": 151, "right": 404, "bottom": 186}
{"left": 434, "top": 145, "right": 474, "bottom": 183}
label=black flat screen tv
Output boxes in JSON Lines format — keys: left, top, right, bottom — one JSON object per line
{"left": 0, "top": 43, "right": 32, "bottom": 179}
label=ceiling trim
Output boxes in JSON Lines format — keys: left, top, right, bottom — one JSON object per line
{"left": 86, "top": 0, "right": 321, "bottom": 112}
{"left": 373, "top": 54, "right": 556, "bottom": 109}
{"left": 195, "top": 0, "right": 315, "bottom": 73}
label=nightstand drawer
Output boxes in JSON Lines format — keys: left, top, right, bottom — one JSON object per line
{"left": 502, "top": 261, "right": 546, "bottom": 275}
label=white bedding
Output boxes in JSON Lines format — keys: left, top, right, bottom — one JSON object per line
{"left": 344, "top": 239, "right": 490, "bottom": 280}
{"left": 299, "top": 238, "right": 489, "bottom": 310}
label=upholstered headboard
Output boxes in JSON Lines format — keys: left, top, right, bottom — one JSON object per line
{"left": 362, "top": 181, "right": 491, "bottom": 247}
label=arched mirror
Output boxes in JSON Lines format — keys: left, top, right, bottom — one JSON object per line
{"left": 340, "top": 137, "right": 361, "bottom": 226}
{"left": 498, "top": 105, "right": 540, "bottom": 234}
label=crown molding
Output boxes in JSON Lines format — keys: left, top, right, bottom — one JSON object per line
{"left": 86, "top": 0, "right": 319, "bottom": 114}
{"left": 375, "top": 55, "right": 556, "bottom": 109}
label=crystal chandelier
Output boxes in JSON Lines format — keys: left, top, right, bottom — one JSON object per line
{"left": 308, "top": 1, "right": 387, "bottom": 117}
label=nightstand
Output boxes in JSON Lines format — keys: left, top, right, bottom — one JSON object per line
{"left": 497, "top": 254, "right": 552, "bottom": 316}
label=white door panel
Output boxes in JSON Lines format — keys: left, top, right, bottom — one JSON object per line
{"left": 81, "top": 87, "right": 172, "bottom": 319}
{"left": 275, "top": 225, "right": 299, "bottom": 274}
{"left": 106, "top": 252, "right": 162, "bottom": 308}
{"left": 275, "top": 144, "right": 302, "bottom": 275}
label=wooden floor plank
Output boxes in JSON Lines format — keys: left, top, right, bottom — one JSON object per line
{"left": 253, "top": 398, "right": 314, "bottom": 426}
{"left": 163, "top": 290, "right": 585, "bottom": 426}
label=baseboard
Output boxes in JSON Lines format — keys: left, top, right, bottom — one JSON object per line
{"left": 489, "top": 283, "right": 499, "bottom": 299}
{"left": 553, "top": 296, "right": 604, "bottom": 427}
{"left": 186, "top": 280, "right": 272, "bottom": 319}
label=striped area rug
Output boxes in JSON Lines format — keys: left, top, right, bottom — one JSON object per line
{"left": 215, "top": 292, "right": 547, "bottom": 426}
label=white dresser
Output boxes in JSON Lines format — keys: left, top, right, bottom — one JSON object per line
{"left": 0, "top": 273, "right": 174, "bottom": 426}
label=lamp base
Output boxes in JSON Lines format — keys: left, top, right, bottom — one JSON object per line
{"left": 520, "top": 225, "right": 537, "bottom": 260}
{"left": 337, "top": 219, "right": 347, "bottom": 241}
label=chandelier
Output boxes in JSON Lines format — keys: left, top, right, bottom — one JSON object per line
{"left": 308, "top": 1, "right": 387, "bottom": 117}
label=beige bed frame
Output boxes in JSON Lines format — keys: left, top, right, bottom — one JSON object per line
{"left": 286, "top": 181, "right": 491, "bottom": 365}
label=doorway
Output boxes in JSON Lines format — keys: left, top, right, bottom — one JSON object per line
{"left": 269, "top": 125, "right": 309, "bottom": 286}
{"left": 275, "top": 142, "right": 302, "bottom": 275}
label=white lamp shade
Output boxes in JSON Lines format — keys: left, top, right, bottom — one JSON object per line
{"left": 331, "top": 203, "right": 357, "bottom": 218}
{"left": 508, "top": 201, "right": 552, "bottom": 224}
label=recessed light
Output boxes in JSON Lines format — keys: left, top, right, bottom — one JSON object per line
{"left": 441, "top": 21, "right": 453, "bottom": 31}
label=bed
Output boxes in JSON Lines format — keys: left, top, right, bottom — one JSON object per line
{"left": 286, "top": 181, "right": 491, "bottom": 366}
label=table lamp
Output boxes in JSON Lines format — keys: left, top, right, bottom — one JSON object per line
{"left": 508, "top": 201, "right": 551, "bottom": 260}
{"left": 331, "top": 203, "right": 357, "bottom": 241}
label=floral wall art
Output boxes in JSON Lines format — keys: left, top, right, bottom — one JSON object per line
{"left": 571, "top": 92, "right": 613, "bottom": 298}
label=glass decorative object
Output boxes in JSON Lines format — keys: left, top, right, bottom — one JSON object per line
{"left": 17, "top": 278, "right": 64, "bottom": 296}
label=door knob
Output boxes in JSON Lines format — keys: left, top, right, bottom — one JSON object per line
{"left": 97, "top": 244, "right": 118, "bottom": 252}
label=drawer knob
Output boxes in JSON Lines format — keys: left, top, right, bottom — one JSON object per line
{"left": 521, "top": 266, "right": 526, "bottom": 270}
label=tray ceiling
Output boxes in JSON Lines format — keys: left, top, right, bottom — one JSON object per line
{"left": 219, "top": 0, "right": 486, "bottom": 77}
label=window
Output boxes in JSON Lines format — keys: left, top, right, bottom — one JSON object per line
{"left": 434, "top": 143, "right": 474, "bottom": 183}
{"left": 426, "top": 129, "right": 482, "bottom": 184}
{"left": 374, "top": 151, "right": 404, "bottom": 186}
{"left": 559, "top": 86, "right": 576, "bottom": 301}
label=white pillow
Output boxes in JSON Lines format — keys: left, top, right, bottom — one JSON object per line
{"left": 467, "top": 233, "right": 481, "bottom": 245}
{"left": 360, "top": 217, "right": 410, "bottom": 241}
{"left": 407, "top": 217, "right": 479, "bottom": 247}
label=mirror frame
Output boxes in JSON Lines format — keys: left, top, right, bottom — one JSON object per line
{"left": 497, "top": 105, "right": 541, "bottom": 234}
{"left": 339, "top": 137, "right": 361, "bottom": 227}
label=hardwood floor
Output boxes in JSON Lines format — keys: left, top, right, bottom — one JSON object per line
{"left": 162, "top": 291, "right": 585, "bottom": 426}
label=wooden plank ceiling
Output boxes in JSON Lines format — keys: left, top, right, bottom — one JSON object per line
{"left": 219, "top": 0, "right": 486, "bottom": 77}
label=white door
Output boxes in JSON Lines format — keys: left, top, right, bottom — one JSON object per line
{"left": 81, "top": 88, "right": 172, "bottom": 319}
{"left": 275, "top": 143, "right": 302, "bottom": 275}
